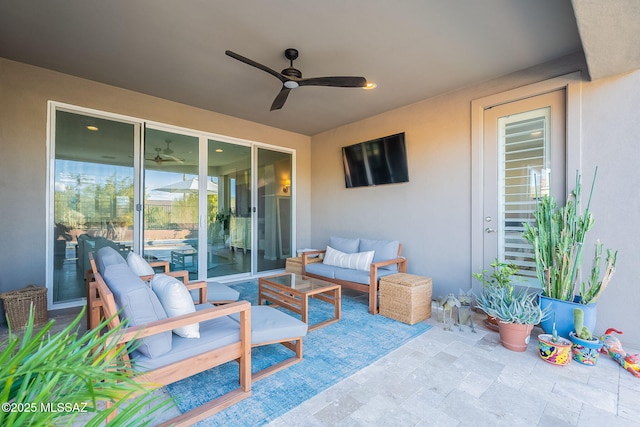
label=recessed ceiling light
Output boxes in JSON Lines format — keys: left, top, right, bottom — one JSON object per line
{"left": 215, "top": 148, "right": 223, "bottom": 153}
{"left": 363, "top": 82, "right": 377, "bottom": 90}
{"left": 86, "top": 125, "right": 99, "bottom": 131}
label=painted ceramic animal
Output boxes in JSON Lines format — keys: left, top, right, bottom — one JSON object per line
{"left": 600, "top": 328, "right": 640, "bottom": 378}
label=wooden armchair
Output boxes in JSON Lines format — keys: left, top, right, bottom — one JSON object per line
{"left": 89, "top": 264, "right": 252, "bottom": 426}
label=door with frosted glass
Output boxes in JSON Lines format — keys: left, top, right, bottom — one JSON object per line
{"left": 257, "top": 148, "right": 292, "bottom": 272}
{"left": 52, "top": 110, "right": 137, "bottom": 304}
{"left": 483, "top": 90, "right": 566, "bottom": 285}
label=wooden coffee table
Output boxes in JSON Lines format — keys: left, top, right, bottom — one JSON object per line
{"left": 258, "top": 273, "right": 341, "bottom": 331}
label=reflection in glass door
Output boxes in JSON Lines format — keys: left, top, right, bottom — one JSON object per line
{"left": 257, "top": 148, "right": 292, "bottom": 272}
{"left": 143, "top": 129, "right": 199, "bottom": 280}
{"left": 52, "top": 110, "right": 137, "bottom": 304}
{"left": 207, "top": 140, "right": 252, "bottom": 278}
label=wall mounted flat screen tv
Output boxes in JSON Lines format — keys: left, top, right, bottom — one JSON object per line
{"left": 342, "top": 132, "right": 409, "bottom": 188}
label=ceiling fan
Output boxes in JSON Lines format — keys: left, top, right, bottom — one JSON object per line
{"left": 146, "top": 147, "right": 183, "bottom": 164}
{"left": 225, "top": 48, "right": 369, "bottom": 111}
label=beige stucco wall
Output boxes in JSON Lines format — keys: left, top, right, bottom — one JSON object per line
{"left": 0, "top": 58, "right": 312, "bottom": 302}
{"left": 310, "top": 53, "right": 640, "bottom": 346}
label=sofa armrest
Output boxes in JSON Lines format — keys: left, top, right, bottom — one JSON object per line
{"left": 116, "top": 300, "right": 251, "bottom": 345}
{"left": 302, "top": 250, "right": 326, "bottom": 265}
{"left": 371, "top": 256, "right": 407, "bottom": 272}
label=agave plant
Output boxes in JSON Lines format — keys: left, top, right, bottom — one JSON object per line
{"left": 0, "top": 306, "right": 170, "bottom": 427}
{"left": 475, "top": 285, "right": 548, "bottom": 325}
{"left": 522, "top": 167, "right": 617, "bottom": 304}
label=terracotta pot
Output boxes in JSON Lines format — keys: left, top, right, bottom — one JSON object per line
{"left": 569, "top": 332, "right": 603, "bottom": 366}
{"left": 538, "top": 334, "right": 572, "bottom": 366}
{"left": 498, "top": 322, "right": 533, "bottom": 352}
{"left": 484, "top": 315, "right": 500, "bottom": 332}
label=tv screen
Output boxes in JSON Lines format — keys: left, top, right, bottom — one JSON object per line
{"left": 342, "top": 132, "right": 409, "bottom": 188}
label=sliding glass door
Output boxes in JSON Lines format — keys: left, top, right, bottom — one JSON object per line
{"left": 206, "top": 139, "right": 252, "bottom": 278}
{"left": 143, "top": 128, "right": 200, "bottom": 280}
{"left": 52, "top": 109, "right": 138, "bottom": 305}
{"left": 50, "top": 105, "right": 294, "bottom": 306}
{"left": 257, "top": 148, "right": 292, "bottom": 272}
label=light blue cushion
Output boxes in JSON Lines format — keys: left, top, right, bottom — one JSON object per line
{"left": 131, "top": 304, "right": 241, "bottom": 371}
{"left": 333, "top": 266, "right": 397, "bottom": 285}
{"left": 329, "top": 236, "right": 360, "bottom": 254}
{"left": 95, "top": 246, "right": 127, "bottom": 275}
{"left": 209, "top": 283, "right": 240, "bottom": 301}
{"left": 359, "top": 239, "right": 401, "bottom": 271}
{"left": 102, "top": 263, "right": 172, "bottom": 358}
{"left": 229, "top": 305, "right": 307, "bottom": 345}
{"left": 334, "top": 267, "right": 371, "bottom": 285}
{"left": 305, "top": 262, "right": 338, "bottom": 278}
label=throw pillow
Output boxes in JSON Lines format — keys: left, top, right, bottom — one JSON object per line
{"left": 152, "top": 274, "right": 200, "bottom": 338}
{"left": 323, "top": 246, "right": 375, "bottom": 271}
{"left": 127, "top": 252, "right": 155, "bottom": 276}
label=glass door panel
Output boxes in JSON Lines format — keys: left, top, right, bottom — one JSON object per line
{"left": 207, "top": 140, "right": 252, "bottom": 278}
{"left": 257, "top": 148, "right": 292, "bottom": 272}
{"left": 53, "top": 110, "right": 136, "bottom": 304}
{"left": 143, "top": 129, "right": 199, "bottom": 280}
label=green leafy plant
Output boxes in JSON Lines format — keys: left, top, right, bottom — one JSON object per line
{"left": 0, "top": 307, "right": 169, "bottom": 426}
{"left": 472, "top": 259, "right": 520, "bottom": 289}
{"left": 522, "top": 168, "right": 617, "bottom": 304}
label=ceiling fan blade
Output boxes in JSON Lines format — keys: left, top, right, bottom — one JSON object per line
{"left": 270, "top": 87, "right": 292, "bottom": 111}
{"left": 298, "top": 76, "right": 367, "bottom": 88}
{"left": 225, "top": 50, "right": 286, "bottom": 83}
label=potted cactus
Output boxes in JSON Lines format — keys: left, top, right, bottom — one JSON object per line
{"left": 537, "top": 314, "right": 573, "bottom": 366}
{"left": 569, "top": 308, "right": 603, "bottom": 365}
{"left": 522, "top": 168, "right": 617, "bottom": 339}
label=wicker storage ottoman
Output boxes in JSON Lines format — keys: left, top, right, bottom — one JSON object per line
{"left": 285, "top": 256, "right": 322, "bottom": 275}
{"left": 379, "top": 273, "right": 432, "bottom": 325}
{"left": 0, "top": 285, "right": 48, "bottom": 330}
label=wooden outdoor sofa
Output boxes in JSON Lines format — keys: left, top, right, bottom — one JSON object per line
{"left": 300, "top": 237, "right": 407, "bottom": 314}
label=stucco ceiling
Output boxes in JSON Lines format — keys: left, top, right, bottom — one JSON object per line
{"left": 0, "top": 1, "right": 589, "bottom": 136}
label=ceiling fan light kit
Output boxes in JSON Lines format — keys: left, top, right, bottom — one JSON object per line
{"left": 225, "top": 48, "right": 370, "bottom": 110}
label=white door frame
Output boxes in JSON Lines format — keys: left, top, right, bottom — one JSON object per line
{"left": 470, "top": 72, "right": 583, "bottom": 289}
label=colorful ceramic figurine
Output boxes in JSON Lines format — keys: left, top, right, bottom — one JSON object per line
{"left": 600, "top": 328, "right": 640, "bottom": 378}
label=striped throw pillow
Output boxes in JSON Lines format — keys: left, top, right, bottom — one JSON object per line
{"left": 323, "top": 246, "right": 375, "bottom": 271}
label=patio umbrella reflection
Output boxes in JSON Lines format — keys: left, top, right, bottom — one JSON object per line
{"left": 153, "top": 177, "right": 218, "bottom": 194}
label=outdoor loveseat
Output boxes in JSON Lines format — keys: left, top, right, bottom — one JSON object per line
{"left": 301, "top": 237, "right": 407, "bottom": 314}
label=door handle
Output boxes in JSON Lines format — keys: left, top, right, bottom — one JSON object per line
{"left": 485, "top": 228, "right": 497, "bottom": 234}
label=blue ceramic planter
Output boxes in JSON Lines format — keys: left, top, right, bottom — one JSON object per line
{"left": 569, "top": 332, "right": 603, "bottom": 366}
{"left": 539, "top": 295, "right": 597, "bottom": 339}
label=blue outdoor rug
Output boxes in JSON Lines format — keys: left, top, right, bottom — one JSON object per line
{"left": 166, "top": 280, "right": 432, "bottom": 426}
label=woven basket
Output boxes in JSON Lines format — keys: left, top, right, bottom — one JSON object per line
{"left": 285, "top": 256, "right": 322, "bottom": 275}
{"left": 379, "top": 273, "right": 432, "bottom": 325}
{"left": 0, "top": 285, "right": 48, "bottom": 331}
